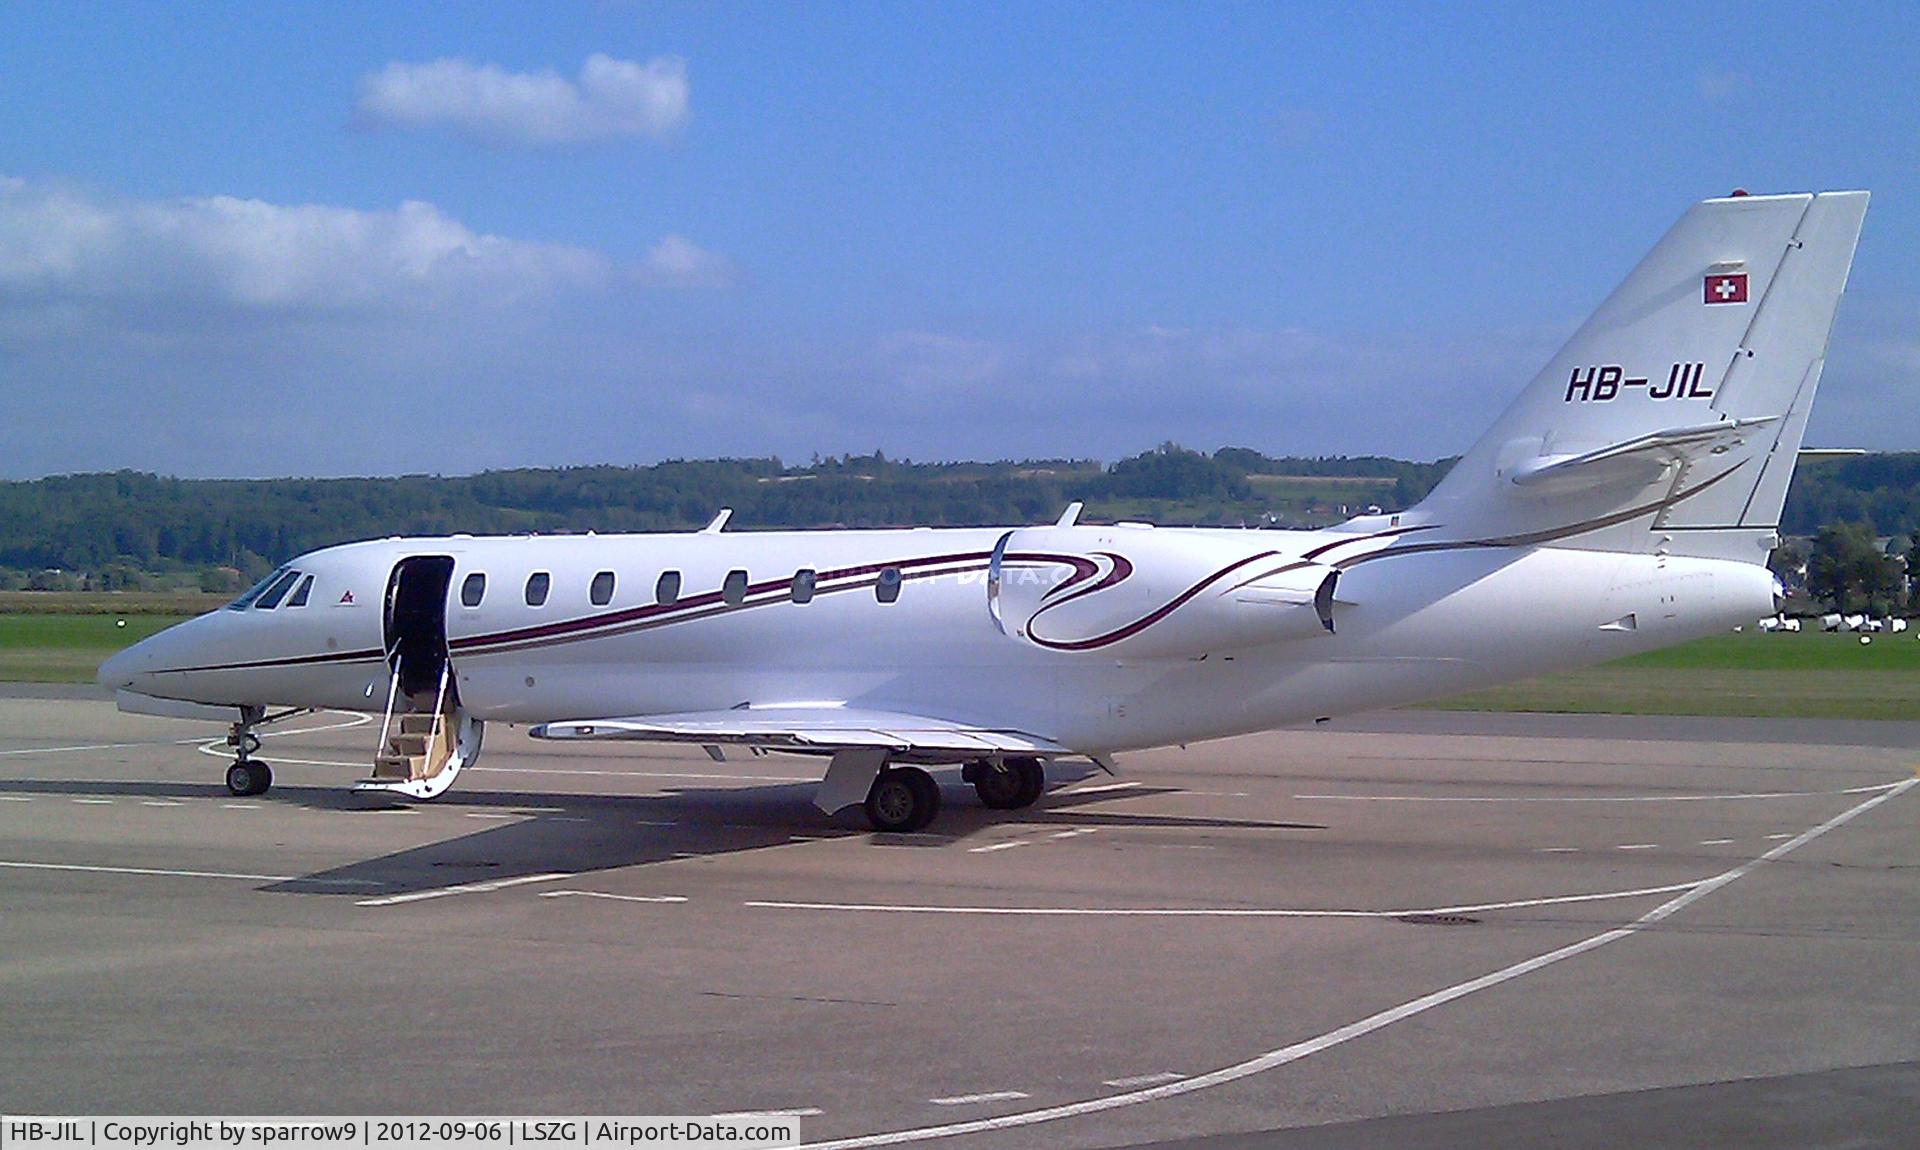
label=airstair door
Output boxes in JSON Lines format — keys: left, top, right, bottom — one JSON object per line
{"left": 359, "top": 555, "right": 483, "bottom": 800}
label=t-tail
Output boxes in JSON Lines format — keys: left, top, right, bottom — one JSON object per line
{"left": 1412, "top": 190, "right": 1869, "bottom": 563}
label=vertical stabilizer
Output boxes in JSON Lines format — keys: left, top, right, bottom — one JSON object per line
{"left": 1414, "top": 191, "right": 1868, "bottom": 562}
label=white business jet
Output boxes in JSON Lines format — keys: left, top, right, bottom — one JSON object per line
{"left": 100, "top": 191, "right": 1868, "bottom": 832}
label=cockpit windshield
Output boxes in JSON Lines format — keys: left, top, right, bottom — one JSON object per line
{"left": 227, "top": 566, "right": 305, "bottom": 611}
{"left": 226, "top": 568, "right": 288, "bottom": 611}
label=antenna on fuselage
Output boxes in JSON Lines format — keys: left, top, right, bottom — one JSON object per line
{"left": 702, "top": 508, "right": 733, "bottom": 534}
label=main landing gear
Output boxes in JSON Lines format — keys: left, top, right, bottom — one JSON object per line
{"left": 855, "top": 757, "right": 1046, "bottom": 833}
{"left": 863, "top": 767, "right": 943, "bottom": 833}
{"left": 965, "top": 756, "right": 1045, "bottom": 810}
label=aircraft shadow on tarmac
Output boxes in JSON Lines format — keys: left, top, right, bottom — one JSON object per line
{"left": 0, "top": 771, "right": 1326, "bottom": 895}
{"left": 264, "top": 775, "right": 1328, "bottom": 895}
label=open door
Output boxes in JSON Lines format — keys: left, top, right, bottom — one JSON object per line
{"left": 383, "top": 555, "right": 454, "bottom": 699}
{"left": 360, "top": 555, "right": 482, "bottom": 800}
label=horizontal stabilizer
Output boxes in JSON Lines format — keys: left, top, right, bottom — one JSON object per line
{"left": 530, "top": 705, "right": 1068, "bottom": 759}
{"left": 1507, "top": 417, "right": 1779, "bottom": 490}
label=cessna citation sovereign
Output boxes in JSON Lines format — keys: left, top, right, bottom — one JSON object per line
{"left": 101, "top": 191, "right": 1868, "bottom": 832}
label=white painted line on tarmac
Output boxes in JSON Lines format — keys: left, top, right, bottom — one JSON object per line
{"left": 968, "top": 839, "right": 1031, "bottom": 854}
{"left": 634, "top": 819, "right": 680, "bottom": 827}
{"left": 0, "top": 859, "right": 375, "bottom": 885}
{"left": 928, "top": 1091, "right": 1029, "bottom": 1107}
{"left": 538, "top": 890, "right": 687, "bottom": 904}
{"left": 803, "top": 778, "right": 1919, "bottom": 1150}
{"left": 746, "top": 880, "right": 1706, "bottom": 920}
{"left": 712, "top": 1109, "right": 823, "bottom": 1120}
{"left": 1615, "top": 843, "right": 1658, "bottom": 850}
{"left": 464, "top": 812, "right": 517, "bottom": 820}
{"left": 1295, "top": 780, "right": 1903, "bottom": 803}
{"left": 1101, "top": 1072, "right": 1184, "bottom": 1089}
{"left": 1537, "top": 847, "right": 1580, "bottom": 853}
{"left": 1766, "top": 832, "right": 1793, "bottom": 840}
{"left": 1699, "top": 838, "right": 1735, "bottom": 845}
{"left": 221, "top": 803, "right": 259, "bottom": 810}
{"left": 0, "top": 796, "right": 34, "bottom": 802}
{"left": 71, "top": 798, "right": 113, "bottom": 805}
{"left": 1062, "top": 781, "right": 1140, "bottom": 796}
{"left": 1048, "top": 828, "right": 1096, "bottom": 840}
{"left": 141, "top": 800, "right": 185, "bottom": 807}
{"left": 355, "top": 872, "right": 571, "bottom": 907}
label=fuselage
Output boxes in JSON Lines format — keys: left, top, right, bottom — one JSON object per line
{"left": 99, "top": 519, "right": 1774, "bottom": 756}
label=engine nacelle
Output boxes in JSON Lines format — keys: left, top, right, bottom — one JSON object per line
{"left": 987, "top": 526, "right": 1339, "bottom": 659}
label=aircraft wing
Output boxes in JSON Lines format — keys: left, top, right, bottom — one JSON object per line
{"left": 528, "top": 706, "right": 1070, "bottom": 758}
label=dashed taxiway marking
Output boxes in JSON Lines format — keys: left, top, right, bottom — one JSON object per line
{"left": 1295, "top": 781, "right": 1902, "bottom": 803}
{"left": 71, "top": 798, "right": 113, "bottom": 805}
{"left": 928, "top": 1092, "right": 1029, "bottom": 1107}
{"left": 465, "top": 812, "right": 517, "bottom": 820}
{"left": 355, "top": 872, "right": 571, "bottom": 907}
{"left": 221, "top": 803, "right": 259, "bottom": 810}
{"left": 746, "top": 881, "right": 1704, "bottom": 920}
{"left": 713, "top": 1109, "right": 823, "bottom": 1120}
{"left": 1699, "top": 838, "right": 1735, "bottom": 845}
{"left": 0, "top": 859, "right": 376, "bottom": 885}
{"left": 1538, "top": 847, "right": 1580, "bottom": 854}
{"left": 141, "top": 800, "right": 184, "bottom": 807}
{"left": 538, "top": 890, "right": 688, "bottom": 905}
{"left": 1101, "top": 1072, "right": 1184, "bottom": 1089}
{"left": 1615, "top": 843, "right": 1658, "bottom": 851}
{"left": 1062, "top": 781, "right": 1140, "bottom": 797}
{"left": 0, "top": 796, "right": 34, "bottom": 802}
{"left": 969, "top": 827, "right": 1096, "bottom": 853}
{"left": 804, "top": 778, "right": 1918, "bottom": 1150}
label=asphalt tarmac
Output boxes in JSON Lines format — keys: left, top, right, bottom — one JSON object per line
{"left": 1, "top": 690, "right": 1915, "bottom": 1148}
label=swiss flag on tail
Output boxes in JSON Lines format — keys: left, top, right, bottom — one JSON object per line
{"left": 1704, "top": 272, "right": 1749, "bottom": 304}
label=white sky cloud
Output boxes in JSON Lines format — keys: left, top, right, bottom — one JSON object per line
{"left": 355, "top": 54, "right": 689, "bottom": 146}
{"left": 0, "top": 178, "right": 614, "bottom": 310}
{"left": 639, "top": 234, "right": 737, "bottom": 288}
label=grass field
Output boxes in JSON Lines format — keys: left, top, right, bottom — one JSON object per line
{"left": 6, "top": 612, "right": 1918, "bottom": 719}
{"left": 1423, "top": 631, "right": 1920, "bottom": 721}
{"left": 0, "top": 614, "right": 195, "bottom": 684}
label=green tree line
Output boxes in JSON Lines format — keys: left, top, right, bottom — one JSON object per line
{"left": 0, "top": 447, "right": 1455, "bottom": 585}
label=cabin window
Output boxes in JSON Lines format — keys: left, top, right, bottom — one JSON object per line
{"left": 460, "top": 572, "right": 486, "bottom": 608}
{"left": 875, "top": 566, "right": 903, "bottom": 604}
{"left": 525, "top": 572, "right": 550, "bottom": 607}
{"left": 655, "top": 570, "right": 681, "bottom": 606}
{"left": 791, "top": 569, "right": 817, "bottom": 604}
{"left": 286, "top": 574, "right": 314, "bottom": 608}
{"left": 590, "top": 570, "right": 616, "bottom": 606}
{"left": 254, "top": 569, "right": 302, "bottom": 610}
{"left": 722, "top": 569, "right": 749, "bottom": 606}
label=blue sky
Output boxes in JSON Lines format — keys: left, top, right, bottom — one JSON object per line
{"left": 1, "top": 1, "right": 1915, "bottom": 478}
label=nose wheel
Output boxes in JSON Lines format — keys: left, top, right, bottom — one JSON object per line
{"left": 225, "top": 760, "right": 273, "bottom": 797}
{"left": 223, "top": 705, "right": 274, "bottom": 796}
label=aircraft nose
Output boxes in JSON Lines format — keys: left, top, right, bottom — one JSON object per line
{"left": 98, "top": 633, "right": 159, "bottom": 692}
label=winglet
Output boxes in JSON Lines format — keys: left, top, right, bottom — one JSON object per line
{"left": 702, "top": 508, "right": 733, "bottom": 534}
{"left": 1056, "top": 501, "right": 1084, "bottom": 528}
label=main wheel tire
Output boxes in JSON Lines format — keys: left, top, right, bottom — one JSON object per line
{"left": 225, "top": 760, "right": 272, "bottom": 797}
{"left": 865, "top": 767, "right": 941, "bottom": 832}
{"left": 973, "top": 760, "right": 1028, "bottom": 809}
{"left": 1009, "top": 756, "right": 1045, "bottom": 808}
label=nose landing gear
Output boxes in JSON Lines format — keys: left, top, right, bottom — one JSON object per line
{"left": 221, "top": 704, "right": 280, "bottom": 797}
